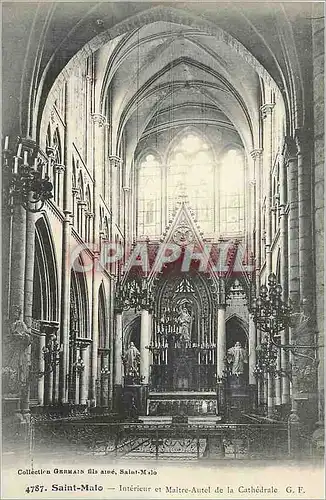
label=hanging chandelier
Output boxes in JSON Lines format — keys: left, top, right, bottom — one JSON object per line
{"left": 251, "top": 273, "right": 292, "bottom": 344}
{"left": 2, "top": 136, "right": 53, "bottom": 213}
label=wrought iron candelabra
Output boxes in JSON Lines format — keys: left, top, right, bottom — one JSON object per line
{"left": 2, "top": 136, "right": 53, "bottom": 212}
{"left": 115, "top": 277, "right": 153, "bottom": 312}
{"left": 251, "top": 273, "right": 292, "bottom": 345}
{"left": 253, "top": 340, "right": 279, "bottom": 378}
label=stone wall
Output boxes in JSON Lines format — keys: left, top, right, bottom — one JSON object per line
{"left": 312, "top": 4, "right": 324, "bottom": 423}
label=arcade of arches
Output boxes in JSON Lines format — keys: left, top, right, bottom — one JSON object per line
{"left": 2, "top": 2, "right": 324, "bottom": 447}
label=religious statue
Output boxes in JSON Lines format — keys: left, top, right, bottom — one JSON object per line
{"left": 123, "top": 342, "right": 140, "bottom": 379}
{"left": 227, "top": 341, "right": 248, "bottom": 376}
{"left": 4, "top": 306, "right": 31, "bottom": 390}
{"left": 178, "top": 305, "right": 192, "bottom": 343}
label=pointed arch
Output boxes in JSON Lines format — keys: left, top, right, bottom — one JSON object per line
{"left": 33, "top": 215, "right": 59, "bottom": 321}
{"left": 70, "top": 256, "right": 89, "bottom": 338}
{"left": 164, "top": 125, "right": 216, "bottom": 164}
{"left": 165, "top": 128, "right": 215, "bottom": 232}
{"left": 225, "top": 313, "right": 249, "bottom": 349}
{"left": 123, "top": 315, "right": 141, "bottom": 351}
{"left": 98, "top": 282, "right": 107, "bottom": 348}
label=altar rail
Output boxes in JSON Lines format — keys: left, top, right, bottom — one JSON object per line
{"left": 29, "top": 420, "right": 303, "bottom": 461}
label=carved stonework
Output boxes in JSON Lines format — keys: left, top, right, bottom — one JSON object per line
{"left": 172, "top": 214, "right": 194, "bottom": 245}
{"left": 283, "top": 136, "right": 298, "bottom": 163}
{"left": 250, "top": 149, "right": 263, "bottom": 161}
{"left": 3, "top": 306, "right": 31, "bottom": 394}
{"left": 55, "top": 163, "right": 65, "bottom": 174}
{"left": 172, "top": 225, "right": 194, "bottom": 245}
{"left": 91, "top": 113, "right": 106, "bottom": 127}
{"left": 109, "top": 155, "right": 122, "bottom": 169}
{"left": 290, "top": 314, "right": 318, "bottom": 396}
{"left": 260, "top": 103, "right": 275, "bottom": 119}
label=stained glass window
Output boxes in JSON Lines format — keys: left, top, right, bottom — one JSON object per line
{"left": 167, "top": 134, "right": 214, "bottom": 233}
{"left": 219, "top": 149, "right": 244, "bottom": 234}
{"left": 137, "top": 154, "right": 161, "bottom": 236}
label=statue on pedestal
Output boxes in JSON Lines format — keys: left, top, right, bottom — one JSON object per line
{"left": 3, "top": 307, "right": 31, "bottom": 393}
{"left": 178, "top": 305, "right": 192, "bottom": 344}
{"left": 123, "top": 342, "right": 140, "bottom": 381}
{"left": 227, "top": 341, "right": 248, "bottom": 376}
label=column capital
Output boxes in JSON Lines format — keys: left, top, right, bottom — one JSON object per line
{"left": 283, "top": 136, "right": 298, "bottom": 163}
{"left": 250, "top": 148, "right": 263, "bottom": 160}
{"left": 294, "top": 128, "right": 305, "bottom": 153}
{"left": 109, "top": 155, "right": 122, "bottom": 168}
{"left": 260, "top": 103, "right": 275, "bottom": 119}
{"left": 55, "top": 163, "right": 66, "bottom": 174}
{"left": 91, "top": 113, "right": 106, "bottom": 127}
{"left": 217, "top": 304, "right": 226, "bottom": 310}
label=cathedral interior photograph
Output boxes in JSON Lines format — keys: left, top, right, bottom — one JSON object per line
{"left": 1, "top": 1, "right": 325, "bottom": 464}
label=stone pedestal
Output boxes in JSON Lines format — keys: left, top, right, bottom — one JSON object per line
{"left": 203, "top": 435, "right": 225, "bottom": 459}
{"left": 113, "top": 384, "right": 123, "bottom": 415}
{"left": 123, "top": 385, "right": 142, "bottom": 420}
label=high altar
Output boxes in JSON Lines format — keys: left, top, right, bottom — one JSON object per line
{"left": 114, "top": 203, "right": 255, "bottom": 420}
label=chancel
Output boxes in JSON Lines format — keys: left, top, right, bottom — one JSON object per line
{"left": 2, "top": 1, "right": 324, "bottom": 461}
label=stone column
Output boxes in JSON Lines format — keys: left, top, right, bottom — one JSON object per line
{"left": 216, "top": 305, "right": 226, "bottom": 379}
{"left": 251, "top": 149, "right": 263, "bottom": 292}
{"left": 248, "top": 314, "right": 256, "bottom": 386}
{"left": 85, "top": 74, "right": 93, "bottom": 168}
{"left": 279, "top": 150, "right": 291, "bottom": 406}
{"left": 312, "top": 6, "right": 324, "bottom": 426}
{"left": 55, "top": 164, "right": 65, "bottom": 207}
{"left": 60, "top": 78, "right": 73, "bottom": 404}
{"left": 286, "top": 137, "right": 300, "bottom": 308}
{"left": 109, "top": 155, "right": 122, "bottom": 227}
{"left": 79, "top": 345, "right": 88, "bottom": 405}
{"left": 140, "top": 309, "right": 151, "bottom": 384}
{"left": 114, "top": 310, "right": 123, "bottom": 412}
{"left": 261, "top": 104, "right": 274, "bottom": 276}
{"left": 21, "top": 208, "right": 36, "bottom": 413}
{"left": 90, "top": 252, "right": 100, "bottom": 406}
{"left": 9, "top": 206, "right": 26, "bottom": 317}
{"left": 91, "top": 113, "right": 106, "bottom": 211}
{"left": 38, "top": 333, "right": 46, "bottom": 406}
{"left": 108, "top": 280, "right": 115, "bottom": 408}
{"left": 103, "top": 122, "right": 110, "bottom": 203}
{"left": 74, "top": 347, "right": 81, "bottom": 405}
{"left": 77, "top": 200, "right": 87, "bottom": 239}
{"left": 123, "top": 186, "right": 131, "bottom": 249}
{"left": 285, "top": 138, "right": 300, "bottom": 408}
{"left": 100, "top": 348, "right": 110, "bottom": 408}
{"left": 114, "top": 312, "right": 123, "bottom": 385}
{"left": 59, "top": 212, "right": 72, "bottom": 404}
{"left": 296, "top": 131, "right": 313, "bottom": 309}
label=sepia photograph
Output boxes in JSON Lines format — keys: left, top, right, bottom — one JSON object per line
{"left": 1, "top": 1, "right": 325, "bottom": 498}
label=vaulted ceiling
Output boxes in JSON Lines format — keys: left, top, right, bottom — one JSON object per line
{"left": 102, "top": 21, "right": 260, "bottom": 155}
{"left": 2, "top": 1, "right": 313, "bottom": 150}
